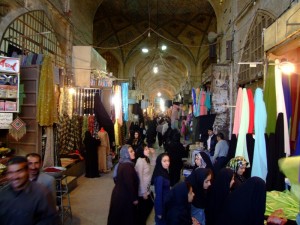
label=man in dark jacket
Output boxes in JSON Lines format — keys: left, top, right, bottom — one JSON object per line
{"left": 0, "top": 156, "right": 58, "bottom": 225}
{"left": 204, "top": 127, "right": 217, "bottom": 156}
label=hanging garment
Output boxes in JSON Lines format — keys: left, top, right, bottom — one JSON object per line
{"left": 121, "top": 83, "right": 129, "bottom": 121}
{"left": 232, "top": 87, "right": 243, "bottom": 135}
{"left": 275, "top": 59, "right": 290, "bottom": 156}
{"left": 205, "top": 91, "right": 211, "bottom": 112}
{"left": 295, "top": 121, "right": 300, "bottom": 156}
{"left": 251, "top": 88, "right": 268, "bottom": 182}
{"left": 43, "top": 127, "right": 55, "bottom": 168}
{"left": 282, "top": 72, "right": 292, "bottom": 129}
{"left": 273, "top": 113, "right": 286, "bottom": 191}
{"left": 114, "top": 85, "right": 123, "bottom": 126}
{"left": 98, "top": 129, "right": 110, "bottom": 172}
{"left": 290, "top": 73, "right": 300, "bottom": 142}
{"left": 264, "top": 64, "right": 277, "bottom": 134}
{"left": 94, "top": 91, "right": 115, "bottom": 147}
{"left": 37, "top": 55, "right": 58, "bottom": 126}
{"left": 199, "top": 90, "right": 207, "bottom": 116}
{"left": 235, "top": 88, "right": 250, "bottom": 165}
{"left": 247, "top": 89, "right": 255, "bottom": 134}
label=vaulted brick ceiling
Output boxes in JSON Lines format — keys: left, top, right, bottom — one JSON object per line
{"left": 93, "top": 0, "right": 217, "bottom": 101}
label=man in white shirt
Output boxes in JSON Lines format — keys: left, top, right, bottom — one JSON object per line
{"left": 205, "top": 127, "right": 217, "bottom": 156}
{"left": 212, "top": 133, "right": 229, "bottom": 174}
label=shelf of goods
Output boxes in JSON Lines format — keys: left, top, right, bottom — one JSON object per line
{"left": 0, "top": 56, "right": 20, "bottom": 113}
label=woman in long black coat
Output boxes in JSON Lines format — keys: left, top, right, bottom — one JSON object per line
{"left": 166, "top": 130, "right": 186, "bottom": 186}
{"left": 83, "top": 131, "right": 100, "bottom": 178}
{"left": 217, "top": 177, "right": 266, "bottom": 225}
{"left": 107, "top": 145, "right": 139, "bottom": 225}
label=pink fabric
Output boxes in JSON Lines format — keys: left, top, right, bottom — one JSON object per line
{"left": 199, "top": 91, "right": 207, "bottom": 115}
{"left": 233, "top": 87, "right": 243, "bottom": 135}
{"left": 247, "top": 89, "right": 255, "bottom": 134}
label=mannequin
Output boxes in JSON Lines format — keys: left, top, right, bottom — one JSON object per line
{"left": 98, "top": 127, "right": 110, "bottom": 173}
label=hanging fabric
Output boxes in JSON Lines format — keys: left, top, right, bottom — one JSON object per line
{"left": 232, "top": 87, "right": 243, "bottom": 135}
{"left": 247, "top": 89, "right": 255, "bottom": 134}
{"left": 43, "top": 127, "right": 54, "bottom": 168}
{"left": 264, "top": 64, "right": 277, "bottom": 134}
{"left": 113, "top": 85, "right": 123, "bottom": 126}
{"left": 275, "top": 59, "right": 290, "bottom": 156}
{"left": 121, "top": 82, "right": 129, "bottom": 122}
{"left": 290, "top": 73, "right": 300, "bottom": 143}
{"left": 37, "top": 55, "right": 58, "bottom": 126}
{"left": 199, "top": 90, "right": 207, "bottom": 115}
{"left": 251, "top": 88, "right": 268, "bottom": 181}
{"left": 205, "top": 91, "right": 211, "bottom": 112}
{"left": 9, "top": 117, "right": 26, "bottom": 141}
{"left": 235, "top": 88, "right": 250, "bottom": 165}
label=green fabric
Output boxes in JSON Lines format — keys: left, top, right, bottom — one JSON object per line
{"left": 264, "top": 64, "right": 277, "bottom": 134}
{"left": 279, "top": 156, "right": 300, "bottom": 201}
{"left": 266, "top": 191, "right": 299, "bottom": 221}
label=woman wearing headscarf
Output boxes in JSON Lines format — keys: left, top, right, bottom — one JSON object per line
{"left": 226, "top": 156, "right": 249, "bottom": 190}
{"left": 135, "top": 144, "right": 153, "bottom": 225}
{"left": 107, "top": 145, "right": 139, "bottom": 225}
{"left": 127, "top": 130, "right": 143, "bottom": 152}
{"left": 164, "top": 181, "right": 195, "bottom": 225}
{"left": 217, "top": 176, "right": 266, "bottom": 225}
{"left": 193, "top": 152, "right": 214, "bottom": 171}
{"left": 186, "top": 168, "right": 213, "bottom": 225}
{"left": 151, "top": 153, "right": 170, "bottom": 225}
{"left": 83, "top": 131, "right": 100, "bottom": 178}
{"left": 206, "top": 168, "right": 234, "bottom": 225}
{"left": 166, "top": 130, "right": 186, "bottom": 186}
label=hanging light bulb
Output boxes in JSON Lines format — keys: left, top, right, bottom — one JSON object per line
{"left": 142, "top": 48, "right": 149, "bottom": 53}
{"left": 161, "top": 45, "right": 167, "bottom": 51}
{"left": 279, "top": 61, "right": 295, "bottom": 75}
{"left": 153, "top": 65, "right": 158, "bottom": 74}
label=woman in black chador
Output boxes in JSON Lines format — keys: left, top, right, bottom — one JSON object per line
{"left": 83, "top": 131, "right": 100, "bottom": 178}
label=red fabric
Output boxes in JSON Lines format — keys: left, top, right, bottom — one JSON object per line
{"left": 247, "top": 89, "right": 255, "bottom": 134}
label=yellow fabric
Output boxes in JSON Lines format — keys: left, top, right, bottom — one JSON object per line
{"left": 278, "top": 156, "right": 300, "bottom": 201}
{"left": 114, "top": 121, "right": 120, "bottom": 146}
{"left": 37, "top": 55, "right": 58, "bottom": 126}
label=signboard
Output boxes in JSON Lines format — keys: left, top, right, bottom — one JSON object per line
{"left": 0, "top": 113, "right": 13, "bottom": 129}
{"left": 0, "top": 56, "right": 20, "bottom": 73}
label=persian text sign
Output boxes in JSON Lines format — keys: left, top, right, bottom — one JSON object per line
{"left": 0, "top": 56, "right": 20, "bottom": 73}
{"left": 0, "top": 113, "right": 13, "bottom": 129}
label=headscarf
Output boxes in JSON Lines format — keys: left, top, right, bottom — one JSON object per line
{"left": 186, "top": 168, "right": 212, "bottom": 208}
{"left": 164, "top": 181, "right": 192, "bottom": 225}
{"left": 194, "top": 153, "right": 206, "bottom": 168}
{"left": 113, "top": 145, "right": 134, "bottom": 181}
{"left": 218, "top": 177, "right": 266, "bottom": 225}
{"left": 135, "top": 144, "right": 150, "bottom": 164}
{"left": 226, "top": 156, "right": 249, "bottom": 173}
{"left": 151, "top": 153, "right": 169, "bottom": 185}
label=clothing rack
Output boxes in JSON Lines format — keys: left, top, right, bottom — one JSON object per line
{"left": 74, "top": 88, "right": 101, "bottom": 116}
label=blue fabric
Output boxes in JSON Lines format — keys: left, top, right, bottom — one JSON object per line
{"left": 294, "top": 121, "right": 300, "bottom": 156}
{"left": 282, "top": 74, "right": 292, "bottom": 129}
{"left": 121, "top": 82, "right": 129, "bottom": 121}
{"left": 251, "top": 88, "right": 268, "bottom": 181}
{"left": 191, "top": 205, "right": 206, "bottom": 225}
{"left": 192, "top": 88, "right": 198, "bottom": 116}
{"left": 205, "top": 91, "right": 211, "bottom": 111}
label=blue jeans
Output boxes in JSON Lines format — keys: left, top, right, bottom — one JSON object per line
{"left": 191, "top": 205, "right": 206, "bottom": 225}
